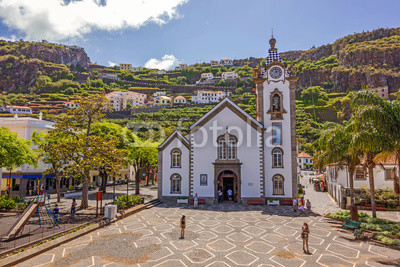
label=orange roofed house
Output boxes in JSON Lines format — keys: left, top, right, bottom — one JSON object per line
{"left": 298, "top": 152, "right": 313, "bottom": 170}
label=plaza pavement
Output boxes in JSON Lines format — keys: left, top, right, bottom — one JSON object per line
{"left": 15, "top": 181, "right": 400, "bottom": 267}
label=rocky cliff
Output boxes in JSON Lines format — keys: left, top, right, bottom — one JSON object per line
{"left": 0, "top": 40, "right": 90, "bottom": 92}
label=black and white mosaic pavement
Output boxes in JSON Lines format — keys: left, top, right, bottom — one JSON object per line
{"left": 16, "top": 202, "right": 400, "bottom": 267}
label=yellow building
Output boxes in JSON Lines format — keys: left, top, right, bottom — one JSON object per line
{"left": 119, "top": 63, "right": 133, "bottom": 71}
{"left": 153, "top": 96, "right": 172, "bottom": 106}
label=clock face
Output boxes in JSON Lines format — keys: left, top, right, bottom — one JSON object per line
{"left": 269, "top": 67, "right": 282, "bottom": 79}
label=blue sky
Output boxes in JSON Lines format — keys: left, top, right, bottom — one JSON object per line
{"left": 0, "top": 0, "right": 399, "bottom": 69}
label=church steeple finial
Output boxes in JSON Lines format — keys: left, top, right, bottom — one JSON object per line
{"left": 268, "top": 33, "right": 277, "bottom": 53}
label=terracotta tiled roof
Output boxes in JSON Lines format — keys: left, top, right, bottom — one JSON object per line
{"left": 298, "top": 152, "right": 311, "bottom": 158}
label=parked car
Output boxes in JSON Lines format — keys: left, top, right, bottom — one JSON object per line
{"left": 106, "top": 181, "right": 115, "bottom": 186}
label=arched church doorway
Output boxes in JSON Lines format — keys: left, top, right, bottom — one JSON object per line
{"left": 217, "top": 170, "right": 239, "bottom": 202}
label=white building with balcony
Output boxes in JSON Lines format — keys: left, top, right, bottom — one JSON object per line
{"left": 210, "top": 60, "right": 220, "bottom": 68}
{"left": 220, "top": 58, "right": 233, "bottom": 67}
{"left": 222, "top": 71, "right": 239, "bottom": 80}
{"left": 191, "top": 90, "right": 228, "bottom": 104}
{"left": 201, "top": 73, "right": 214, "bottom": 80}
{"left": 7, "top": 106, "right": 33, "bottom": 114}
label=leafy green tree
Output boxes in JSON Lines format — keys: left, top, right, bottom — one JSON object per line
{"left": 52, "top": 95, "right": 111, "bottom": 209}
{"left": 33, "top": 130, "right": 66, "bottom": 202}
{"left": 91, "top": 121, "right": 133, "bottom": 193}
{"left": 127, "top": 137, "right": 158, "bottom": 195}
{"left": 300, "top": 86, "right": 329, "bottom": 105}
{"left": 235, "top": 88, "right": 243, "bottom": 95}
{"left": 0, "top": 127, "right": 37, "bottom": 193}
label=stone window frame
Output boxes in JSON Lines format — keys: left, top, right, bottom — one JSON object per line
{"left": 271, "top": 148, "right": 284, "bottom": 168}
{"left": 384, "top": 167, "right": 397, "bottom": 181}
{"left": 272, "top": 174, "right": 285, "bottom": 195}
{"left": 170, "top": 173, "right": 182, "bottom": 194}
{"left": 170, "top": 148, "right": 182, "bottom": 168}
{"left": 217, "top": 134, "right": 238, "bottom": 160}
{"left": 354, "top": 166, "right": 367, "bottom": 180}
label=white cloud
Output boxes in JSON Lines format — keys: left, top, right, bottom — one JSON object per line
{"left": 108, "top": 61, "right": 116, "bottom": 67}
{"left": 0, "top": 34, "right": 17, "bottom": 41}
{"left": 0, "top": 0, "right": 188, "bottom": 41}
{"left": 144, "top": 54, "right": 178, "bottom": 70}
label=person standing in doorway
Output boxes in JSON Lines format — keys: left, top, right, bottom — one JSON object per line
{"left": 194, "top": 193, "right": 198, "bottom": 208}
{"left": 227, "top": 188, "right": 233, "bottom": 201}
{"left": 71, "top": 198, "right": 77, "bottom": 217}
{"left": 293, "top": 197, "right": 298, "bottom": 212}
{"left": 218, "top": 189, "right": 223, "bottom": 202}
{"left": 301, "top": 223, "right": 310, "bottom": 253}
{"left": 180, "top": 215, "right": 186, "bottom": 239}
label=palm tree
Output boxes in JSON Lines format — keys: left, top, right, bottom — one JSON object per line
{"left": 314, "top": 122, "right": 361, "bottom": 220}
{"left": 351, "top": 92, "right": 390, "bottom": 218}
{"left": 352, "top": 91, "right": 400, "bottom": 197}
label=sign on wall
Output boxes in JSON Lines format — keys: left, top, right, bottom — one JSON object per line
{"left": 200, "top": 174, "right": 207, "bottom": 186}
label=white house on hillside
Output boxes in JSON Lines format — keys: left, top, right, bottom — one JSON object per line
{"left": 173, "top": 96, "right": 187, "bottom": 104}
{"left": 158, "top": 37, "right": 298, "bottom": 204}
{"left": 7, "top": 106, "right": 33, "bottom": 114}
{"left": 154, "top": 91, "right": 167, "bottom": 97}
{"left": 220, "top": 58, "right": 233, "bottom": 67}
{"left": 191, "top": 90, "right": 228, "bottom": 104}
{"left": 222, "top": 71, "right": 239, "bottom": 80}
{"left": 65, "top": 101, "right": 80, "bottom": 109}
{"left": 210, "top": 60, "right": 219, "bottom": 68}
{"left": 179, "top": 63, "right": 188, "bottom": 70}
{"left": 201, "top": 73, "right": 214, "bottom": 80}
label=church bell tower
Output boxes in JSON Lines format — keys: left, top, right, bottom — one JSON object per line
{"left": 253, "top": 36, "right": 299, "bottom": 199}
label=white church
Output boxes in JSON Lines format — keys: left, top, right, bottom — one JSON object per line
{"left": 158, "top": 37, "right": 298, "bottom": 204}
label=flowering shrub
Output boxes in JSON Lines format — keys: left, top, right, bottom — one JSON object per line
{"left": 112, "top": 195, "right": 143, "bottom": 210}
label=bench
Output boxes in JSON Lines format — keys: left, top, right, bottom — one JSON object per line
{"left": 280, "top": 199, "right": 293, "bottom": 206}
{"left": 342, "top": 218, "right": 361, "bottom": 229}
{"left": 354, "top": 225, "right": 365, "bottom": 239}
{"left": 189, "top": 198, "right": 206, "bottom": 204}
{"left": 247, "top": 199, "right": 264, "bottom": 205}
{"left": 365, "top": 204, "right": 386, "bottom": 210}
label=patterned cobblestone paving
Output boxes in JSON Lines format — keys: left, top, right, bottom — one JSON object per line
{"left": 16, "top": 203, "right": 400, "bottom": 267}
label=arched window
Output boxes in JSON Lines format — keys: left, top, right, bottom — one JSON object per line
{"left": 272, "top": 94, "right": 281, "bottom": 112}
{"left": 268, "top": 89, "right": 285, "bottom": 120}
{"left": 218, "top": 138, "right": 227, "bottom": 160}
{"left": 171, "top": 149, "right": 181, "bottom": 168}
{"left": 227, "top": 137, "right": 237, "bottom": 160}
{"left": 170, "top": 174, "right": 181, "bottom": 194}
{"left": 272, "top": 148, "right": 283, "bottom": 168}
{"left": 273, "top": 175, "right": 284, "bottom": 195}
{"left": 217, "top": 135, "right": 237, "bottom": 160}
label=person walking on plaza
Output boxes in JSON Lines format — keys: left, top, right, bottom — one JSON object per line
{"left": 227, "top": 188, "right": 233, "bottom": 201}
{"left": 306, "top": 199, "right": 311, "bottom": 213}
{"left": 71, "top": 198, "right": 77, "bottom": 217}
{"left": 194, "top": 193, "right": 198, "bottom": 208}
{"left": 180, "top": 215, "right": 186, "bottom": 239}
{"left": 301, "top": 223, "right": 310, "bottom": 253}
{"left": 293, "top": 197, "right": 298, "bottom": 212}
{"left": 299, "top": 202, "right": 305, "bottom": 215}
{"left": 53, "top": 204, "right": 59, "bottom": 223}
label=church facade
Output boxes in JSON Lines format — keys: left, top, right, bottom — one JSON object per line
{"left": 158, "top": 38, "right": 298, "bottom": 204}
